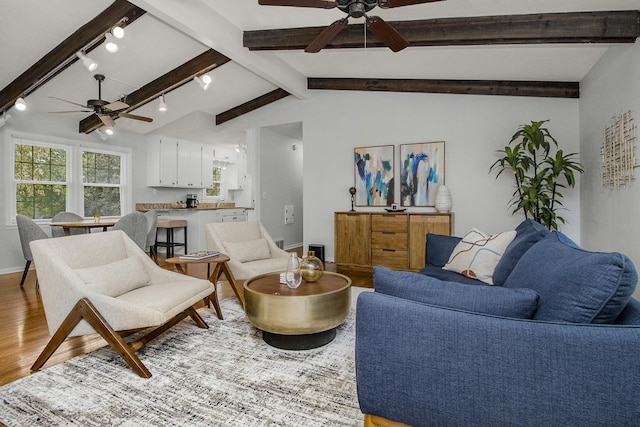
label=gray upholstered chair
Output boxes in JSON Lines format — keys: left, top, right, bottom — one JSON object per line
{"left": 29, "top": 230, "right": 214, "bottom": 378}
{"left": 16, "top": 214, "right": 49, "bottom": 288}
{"left": 205, "top": 221, "right": 290, "bottom": 281}
{"left": 51, "top": 212, "right": 88, "bottom": 237}
{"left": 113, "top": 212, "right": 148, "bottom": 250}
{"left": 143, "top": 210, "right": 158, "bottom": 262}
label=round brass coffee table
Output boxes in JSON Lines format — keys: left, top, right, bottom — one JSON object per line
{"left": 244, "top": 271, "right": 351, "bottom": 350}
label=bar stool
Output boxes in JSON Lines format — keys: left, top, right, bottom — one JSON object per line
{"left": 155, "top": 219, "right": 188, "bottom": 258}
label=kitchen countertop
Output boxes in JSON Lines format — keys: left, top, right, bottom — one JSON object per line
{"left": 136, "top": 203, "right": 253, "bottom": 212}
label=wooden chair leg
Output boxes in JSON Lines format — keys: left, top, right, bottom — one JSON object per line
{"left": 19, "top": 260, "right": 31, "bottom": 287}
{"left": 31, "top": 298, "right": 152, "bottom": 378}
{"left": 364, "top": 414, "right": 411, "bottom": 427}
{"left": 187, "top": 306, "right": 209, "bottom": 329}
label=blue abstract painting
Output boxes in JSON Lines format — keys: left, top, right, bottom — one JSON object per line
{"left": 400, "top": 141, "right": 445, "bottom": 206}
{"left": 354, "top": 145, "right": 394, "bottom": 206}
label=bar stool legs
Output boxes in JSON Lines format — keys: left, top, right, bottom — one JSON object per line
{"left": 155, "top": 219, "right": 188, "bottom": 258}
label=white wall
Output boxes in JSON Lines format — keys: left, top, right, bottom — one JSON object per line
{"left": 579, "top": 42, "right": 640, "bottom": 298}
{"left": 257, "top": 128, "right": 303, "bottom": 249}
{"left": 301, "top": 91, "right": 580, "bottom": 261}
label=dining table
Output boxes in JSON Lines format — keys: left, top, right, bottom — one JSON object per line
{"left": 49, "top": 220, "right": 117, "bottom": 236}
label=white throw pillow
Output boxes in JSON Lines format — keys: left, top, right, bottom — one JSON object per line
{"left": 443, "top": 228, "right": 516, "bottom": 285}
{"left": 74, "top": 256, "right": 151, "bottom": 297}
{"left": 223, "top": 238, "right": 271, "bottom": 263}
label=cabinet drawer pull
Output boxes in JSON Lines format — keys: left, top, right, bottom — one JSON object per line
{"left": 382, "top": 248, "right": 396, "bottom": 252}
{"left": 382, "top": 231, "right": 396, "bottom": 235}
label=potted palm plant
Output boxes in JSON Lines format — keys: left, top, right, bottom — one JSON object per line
{"left": 490, "top": 120, "right": 584, "bottom": 230}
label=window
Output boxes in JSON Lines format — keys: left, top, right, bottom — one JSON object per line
{"left": 82, "top": 150, "right": 124, "bottom": 217}
{"left": 205, "top": 166, "right": 222, "bottom": 198}
{"left": 14, "top": 141, "right": 70, "bottom": 219}
{"left": 8, "top": 133, "right": 131, "bottom": 224}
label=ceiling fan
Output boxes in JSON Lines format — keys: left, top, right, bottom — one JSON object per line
{"left": 258, "top": 0, "right": 444, "bottom": 53}
{"left": 49, "top": 74, "right": 153, "bottom": 128}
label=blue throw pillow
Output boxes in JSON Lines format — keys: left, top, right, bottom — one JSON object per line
{"left": 504, "top": 232, "right": 638, "bottom": 323}
{"left": 425, "top": 233, "right": 461, "bottom": 267}
{"left": 373, "top": 266, "right": 539, "bottom": 319}
{"left": 493, "top": 219, "right": 550, "bottom": 286}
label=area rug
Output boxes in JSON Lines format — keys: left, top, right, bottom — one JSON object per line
{"left": 0, "top": 288, "right": 372, "bottom": 426}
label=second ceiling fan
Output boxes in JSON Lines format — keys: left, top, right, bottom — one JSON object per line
{"left": 258, "top": 0, "right": 444, "bottom": 53}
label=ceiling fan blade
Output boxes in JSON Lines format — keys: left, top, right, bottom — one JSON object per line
{"left": 366, "top": 16, "right": 410, "bottom": 52}
{"left": 98, "top": 114, "right": 115, "bottom": 127}
{"left": 258, "top": 0, "right": 337, "bottom": 9}
{"left": 105, "top": 100, "right": 129, "bottom": 111}
{"left": 378, "top": 0, "right": 444, "bottom": 8}
{"left": 48, "top": 96, "right": 89, "bottom": 109}
{"left": 305, "top": 18, "right": 349, "bottom": 53}
{"left": 118, "top": 112, "right": 153, "bottom": 123}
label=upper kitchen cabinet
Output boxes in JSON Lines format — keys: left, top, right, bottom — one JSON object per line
{"left": 148, "top": 136, "right": 205, "bottom": 188}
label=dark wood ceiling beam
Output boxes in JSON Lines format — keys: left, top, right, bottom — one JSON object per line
{"left": 244, "top": 10, "right": 640, "bottom": 51}
{"left": 308, "top": 78, "right": 579, "bottom": 98}
{"left": 216, "top": 88, "right": 290, "bottom": 125}
{"left": 0, "top": 0, "right": 145, "bottom": 114}
{"left": 80, "top": 49, "right": 231, "bottom": 133}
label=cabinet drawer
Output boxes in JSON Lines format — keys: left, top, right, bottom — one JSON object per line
{"left": 371, "top": 214, "right": 407, "bottom": 232}
{"left": 372, "top": 249, "right": 408, "bottom": 270}
{"left": 371, "top": 231, "right": 407, "bottom": 250}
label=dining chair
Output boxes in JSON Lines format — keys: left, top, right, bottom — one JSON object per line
{"left": 51, "top": 212, "right": 88, "bottom": 237}
{"left": 15, "top": 214, "right": 49, "bottom": 287}
{"left": 113, "top": 212, "right": 148, "bottom": 250}
{"left": 144, "top": 210, "right": 158, "bottom": 262}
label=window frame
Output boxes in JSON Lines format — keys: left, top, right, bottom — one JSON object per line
{"left": 6, "top": 131, "right": 132, "bottom": 226}
{"left": 80, "top": 147, "right": 126, "bottom": 217}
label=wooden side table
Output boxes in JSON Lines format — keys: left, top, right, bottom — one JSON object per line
{"left": 165, "top": 253, "right": 244, "bottom": 320}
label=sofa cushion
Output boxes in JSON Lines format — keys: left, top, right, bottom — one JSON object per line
{"left": 74, "top": 255, "right": 150, "bottom": 297}
{"left": 493, "top": 219, "right": 550, "bottom": 286}
{"left": 443, "top": 228, "right": 516, "bottom": 285}
{"left": 374, "top": 266, "right": 539, "bottom": 318}
{"left": 223, "top": 238, "right": 271, "bottom": 263}
{"left": 425, "top": 233, "right": 462, "bottom": 267}
{"left": 419, "top": 265, "right": 484, "bottom": 285}
{"left": 504, "top": 232, "right": 638, "bottom": 323}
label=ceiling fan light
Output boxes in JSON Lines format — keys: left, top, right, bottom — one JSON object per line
{"left": 75, "top": 52, "right": 97, "bottom": 72}
{"left": 104, "top": 33, "right": 119, "bottom": 53}
{"left": 95, "top": 129, "right": 108, "bottom": 140}
{"left": 104, "top": 126, "right": 114, "bottom": 136}
{"left": 111, "top": 25, "right": 125, "bottom": 39}
{"left": 14, "top": 97, "right": 27, "bottom": 112}
{"left": 158, "top": 94, "right": 167, "bottom": 112}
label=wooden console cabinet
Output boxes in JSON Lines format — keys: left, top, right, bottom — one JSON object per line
{"left": 334, "top": 212, "right": 453, "bottom": 271}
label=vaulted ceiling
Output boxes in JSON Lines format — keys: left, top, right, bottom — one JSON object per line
{"left": 1, "top": 0, "right": 638, "bottom": 142}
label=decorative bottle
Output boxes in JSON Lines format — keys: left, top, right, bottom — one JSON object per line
{"left": 285, "top": 253, "right": 302, "bottom": 289}
{"left": 300, "top": 251, "right": 324, "bottom": 282}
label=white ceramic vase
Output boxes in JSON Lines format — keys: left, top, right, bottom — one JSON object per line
{"left": 435, "top": 185, "right": 452, "bottom": 213}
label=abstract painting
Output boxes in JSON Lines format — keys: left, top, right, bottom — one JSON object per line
{"left": 354, "top": 145, "right": 394, "bottom": 206}
{"left": 400, "top": 141, "right": 445, "bottom": 206}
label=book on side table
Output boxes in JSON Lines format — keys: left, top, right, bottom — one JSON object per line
{"left": 179, "top": 250, "right": 220, "bottom": 260}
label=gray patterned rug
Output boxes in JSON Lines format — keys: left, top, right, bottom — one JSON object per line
{"left": 0, "top": 288, "right": 371, "bottom": 426}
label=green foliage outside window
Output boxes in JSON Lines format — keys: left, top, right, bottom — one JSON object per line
{"left": 83, "top": 151, "right": 123, "bottom": 217}
{"left": 206, "top": 166, "right": 222, "bottom": 197}
{"left": 14, "top": 144, "right": 67, "bottom": 219}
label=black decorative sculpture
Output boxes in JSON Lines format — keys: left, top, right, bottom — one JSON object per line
{"left": 349, "top": 186, "right": 356, "bottom": 212}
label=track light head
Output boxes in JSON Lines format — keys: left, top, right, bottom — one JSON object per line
{"left": 104, "top": 33, "right": 119, "bottom": 53}
{"left": 194, "top": 73, "right": 212, "bottom": 90}
{"left": 76, "top": 52, "right": 97, "bottom": 72}
{"left": 14, "top": 97, "right": 27, "bottom": 112}
{"left": 0, "top": 113, "right": 11, "bottom": 128}
{"left": 111, "top": 25, "right": 125, "bottom": 39}
{"left": 158, "top": 94, "right": 167, "bottom": 112}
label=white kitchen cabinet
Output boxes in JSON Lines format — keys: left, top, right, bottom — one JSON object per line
{"left": 148, "top": 136, "right": 205, "bottom": 188}
{"left": 228, "top": 149, "right": 246, "bottom": 190}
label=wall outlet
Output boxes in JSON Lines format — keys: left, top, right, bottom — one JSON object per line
{"left": 284, "top": 205, "right": 294, "bottom": 224}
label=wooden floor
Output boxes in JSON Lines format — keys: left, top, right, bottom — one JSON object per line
{"left": 0, "top": 256, "right": 372, "bottom": 387}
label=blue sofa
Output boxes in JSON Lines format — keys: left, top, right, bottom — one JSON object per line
{"left": 355, "top": 220, "right": 640, "bottom": 426}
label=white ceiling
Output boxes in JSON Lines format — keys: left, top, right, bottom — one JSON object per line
{"left": 1, "top": 0, "right": 638, "bottom": 141}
